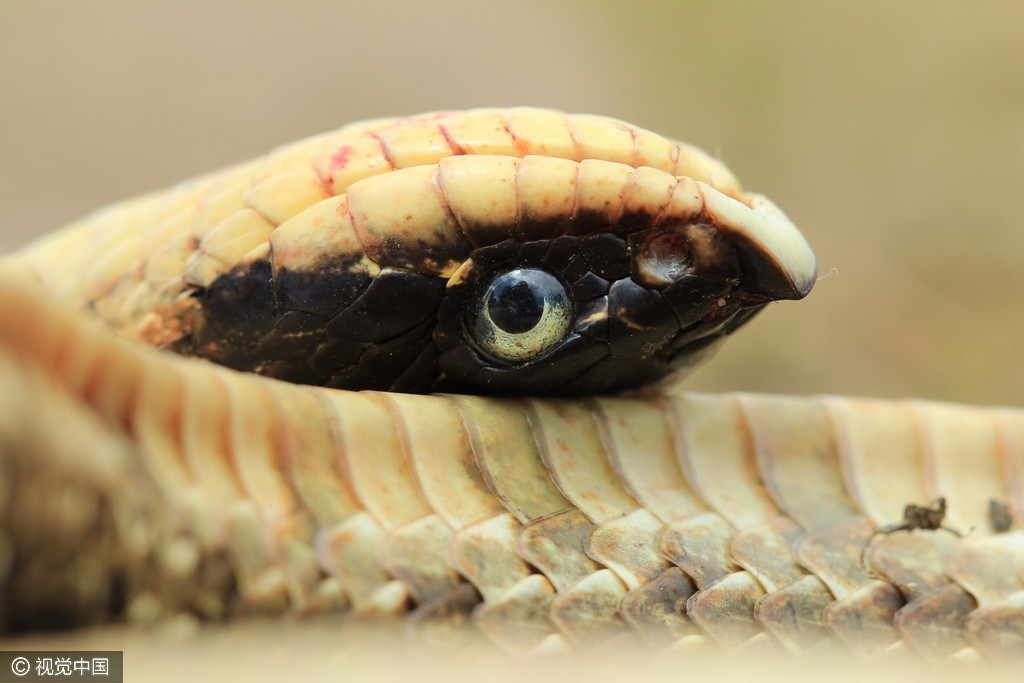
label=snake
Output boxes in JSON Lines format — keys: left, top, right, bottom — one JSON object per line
{"left": 0, "top": 108, "right": 1021, "bottom": 664}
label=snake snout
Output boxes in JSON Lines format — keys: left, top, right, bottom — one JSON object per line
{"left": 700, "top": 191, "right": 817, "bottom": 302}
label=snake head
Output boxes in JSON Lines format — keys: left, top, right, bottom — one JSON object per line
{"left": 177, "top": 110, "right": 815, "bottom": 395}
{"left": 427, "top": 165, "right": 816, "bottom": 394}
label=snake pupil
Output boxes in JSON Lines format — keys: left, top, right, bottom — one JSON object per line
{"left": 487, "top": 276, "right": 545, "bottom": 333}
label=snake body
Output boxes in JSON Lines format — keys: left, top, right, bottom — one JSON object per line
{"left": 0, "top": 109, "right": 1021, "bottom": 663}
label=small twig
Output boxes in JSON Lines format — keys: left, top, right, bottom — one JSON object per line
{"left": 860, "top": 498, "right": 966, "bottom": 574}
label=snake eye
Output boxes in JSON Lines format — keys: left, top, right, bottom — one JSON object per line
{"left": 467, "top": 268, "right": 573, "bottom": 363}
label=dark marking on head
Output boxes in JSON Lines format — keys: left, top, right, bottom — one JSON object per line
{"left": 661, "top": 276, "right": 733, "bottom": 329}
{"left": 560, "top": 254, "right": 590, "bottom": 283}
{"left": 575, "top": 296, "right": 609, "bottom": 342}
{"left": 569, "top": 208, "right": 612, "bottom": 236}
{"left": 580, "top": 234, "right": 629, "bottom": 280}
{"left": 166, "top": 210, "right": 806, "bottom": 396}
{"left": 615, "top": 208, "right": 658, "bottom": 235}
{"left": 434, "top": 232, "right": 736, "bottom": 394}
{"left": 606, "top": 278, "right": 678, "bottom": 359}
{"left": 542, "top": 235, "right": 580, "bottom": 271}
{"left": 261, "top": 359, "right": 328, "bottom": 385}
{"left": 462, "top": 239, "right": 518, "bottom": 269}
{"left": 391, "top": 344, "right": 441, "bottom": 392}
{"left": 308, "top": 337, "right": 363, "bottom": 377}
{"left": 570, "top": 272, "right": 610, "bottom": 302}
{"left": 203, "top": 259, "right": 277, "bottom": 345}
{"left": 518, "top": 217, "right": 572, "bottom": 242}
{"left": 326, "top": 270, "right": 446, "bottom": 343}
{"left": 366, "top": 235, "right": 472, "bottom": 275}
{"left": 517, "top": 239, "right": 549, "bottom": 264}
{"left": 325, "top": 317, "right": 435, "bottom": 390}
{"left": 258, "top": 310, "right": 329, "bottom": 361}
{"left": 275, "top": 260, "right": 372, "bottom": 319}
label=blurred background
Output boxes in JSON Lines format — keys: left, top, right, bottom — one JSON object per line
{"left": 1, "top": 0, "right": 1021, "bottom": 406}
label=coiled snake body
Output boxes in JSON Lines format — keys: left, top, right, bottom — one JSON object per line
{"left": 0, "top": 109, "right": 1021, "bottom": 664}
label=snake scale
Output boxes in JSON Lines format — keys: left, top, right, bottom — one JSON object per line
{"left": 0, "top": 108, "right": 1021, "bottom": 665}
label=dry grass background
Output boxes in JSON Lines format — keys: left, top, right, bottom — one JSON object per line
{"left": 1, "top": 1, "right": 1021, "bottom": 403}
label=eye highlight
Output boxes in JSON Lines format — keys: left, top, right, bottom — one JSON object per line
{"left": 467, "top": 268, "right": 572, "bottom": 363}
